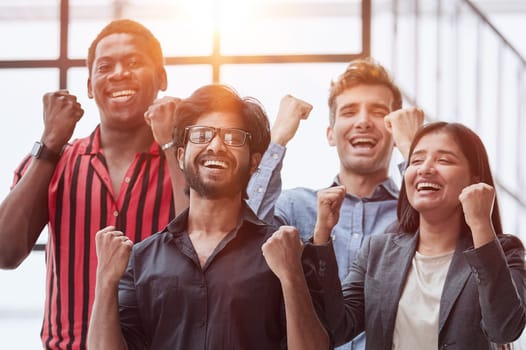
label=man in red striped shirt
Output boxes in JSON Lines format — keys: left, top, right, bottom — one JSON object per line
{"left": 0, "top": 19, "right": 182, "bottom": 350}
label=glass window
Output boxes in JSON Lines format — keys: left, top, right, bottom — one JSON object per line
{"left": 0, "top": 0, "right": 60, "bottom": 59}
{"left": 68, "top": 16, "right": 116, "bottom": 60}
{"left": 0, "top": 69, "right": 59, "bottom": 199}
{"left": 164, "top": 65, "right": 214, "bottom": 98}
{"left": 477, "top": 24, "right": 500, "bottom": 163}
{"left": 219, "top": 0, "right": 362, "bottom": 55}
{"left": 0, "top": 252, "right": 46, "bottom": 349}
{"left": 69, "top": 0, "right": 215, "bottom": 58}
{"left": 496, "top": 50, "right": 521, "bottom": 190}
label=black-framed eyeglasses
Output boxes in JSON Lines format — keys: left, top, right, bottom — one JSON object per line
{"left": 184, "top": 125, "right": 252, "bottom": 147}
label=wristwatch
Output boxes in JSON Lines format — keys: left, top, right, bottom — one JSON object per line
{"left": 31, "top": 141, "right": 62, "bottom": 163}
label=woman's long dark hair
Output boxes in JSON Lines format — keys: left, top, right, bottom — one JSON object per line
{"left": 397, "top": 122, "right": 503, "bottom": 236}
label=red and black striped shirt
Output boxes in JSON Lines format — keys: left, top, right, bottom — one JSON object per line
{"left": 13, "top": 126, "right": 175, "bottom": 350}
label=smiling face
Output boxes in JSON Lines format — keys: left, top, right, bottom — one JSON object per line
{"left": 177, "top": 111, "right": 260, "bottom": 200}
{"left": 327, "top": 84, "right": 395, "bottom": 178}
{"left": 87, "top": 33, "right": 167, "bottom": 130}
{"left": 404, "top": 131, "right": 472, "bottom": 217}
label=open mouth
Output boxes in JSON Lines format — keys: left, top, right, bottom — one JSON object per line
{"left": 109, "top": 89, "right": 136, "bottom": 100}
{"left": 417, "top": 182, "right": 441, "bottom": 192}
{"left": 350, "top": 137, "right": 376, "bottom": 149}
{"left": 202, "top": 159, "right": 228, "bottom": 169}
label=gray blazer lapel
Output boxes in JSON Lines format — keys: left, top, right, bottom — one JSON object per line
{"left": 380, "top": 233, "right": 419, "bottom": 336}
{"left": 439, "top": 233, "right": 473, "bottom": 332}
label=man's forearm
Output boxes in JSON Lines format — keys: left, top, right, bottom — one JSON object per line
{"left": 164, "top": 149, "right": 188, "bottom": 216}
{"left": 281, "top": 273, "right": 330, "bottom": 350}
{"left": 88, "top": 282, "right": 128, "bottom": 350}
{"left": 246, "top": 143, "right": 285, "bottom": 222}
{"left": 0, "top": 159, "right": 54, "bottom": 268}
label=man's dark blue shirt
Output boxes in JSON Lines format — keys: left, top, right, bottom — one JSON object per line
{"left": 118, "top": 204, "right": 287, "bottom": 350}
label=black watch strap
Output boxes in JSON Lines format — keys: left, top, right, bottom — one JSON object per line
{"left": 31, "top": 141, "right": 62, "bottom": 163}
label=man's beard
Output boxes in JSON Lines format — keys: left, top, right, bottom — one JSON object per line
{"left": 183, "top": 162, "right": 251, "bottom": 200}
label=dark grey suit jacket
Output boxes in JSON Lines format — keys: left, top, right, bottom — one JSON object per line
{"left": 306, "top": 232, "right": 526, "bottom": 350}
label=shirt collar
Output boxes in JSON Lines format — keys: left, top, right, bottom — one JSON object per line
{"left": 77, "top": 125, "right": 162, "bottom": 156}
{"left": 331, "top": 175, "right": 399, "bottom": 200}
{"left": 166, "top": 202, "right": 269, "bottom": 240}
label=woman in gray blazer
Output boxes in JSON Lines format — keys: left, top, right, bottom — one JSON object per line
{"left": 303, "top": 121, "right": 526, "bottom": 349}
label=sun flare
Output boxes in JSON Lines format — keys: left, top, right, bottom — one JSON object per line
{"left": 179, "top": 0, "right": 264, "bottom": 42}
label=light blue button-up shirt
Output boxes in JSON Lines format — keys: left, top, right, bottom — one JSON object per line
{"left": 247, "top": 143, "right": 400, "bottom": 350}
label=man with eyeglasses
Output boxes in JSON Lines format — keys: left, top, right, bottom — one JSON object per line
{"left": 87, "top": 84, "right": 329, "bottom": 350}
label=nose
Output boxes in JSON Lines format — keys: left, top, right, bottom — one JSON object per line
{"left": 109, "top": 63, "right": 130, "bottom": 80}
{"left": 205, "top": 131, "right": 228, "bottom": 151}
{"left": 417, "top": 158, "right": 435, "bottom": 176}
{"left": 355, "top": 109, "right": 373, "bottom": 129}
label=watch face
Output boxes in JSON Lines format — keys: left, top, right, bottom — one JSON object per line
{"left": 30, "top": 141, "right": 61, "bottom": 162}
{"left": 31, "top": 141, "right": 43, "bottom": 157}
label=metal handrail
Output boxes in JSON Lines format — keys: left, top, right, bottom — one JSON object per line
{"left": 382, "top": 0, "right": 525, "bottom": 235}
{"left": 463, "top": 0, "right": 526, "bottom": 66}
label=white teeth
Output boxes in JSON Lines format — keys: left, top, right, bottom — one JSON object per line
{"left": 111, "top": 90, "right": 135, "bottom": 98}
{"left": 417, "top": 182, "right": 441, "bottom": 191}
{"left": 351, "top": 137, "right": 375, "bottom": 146}
{"left": 203, "top": 160, "right": 228, "bottom": 169}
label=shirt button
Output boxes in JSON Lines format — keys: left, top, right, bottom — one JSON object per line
{"left": 272, "top": 153, "right": 279, "bottom": 160}
{"left": 352, "top": 233, "right": 360, "bottom": 239}
{"left": 318, "top": 260, "right": 327, "bottom": 276}
{"left": 113, "top": 210, "right": 119, "bottom": 217}
{"left": 257, "top": 187, "right": 263, "bottom": 193}
{"left": 124, "top": 177, "right": 131, "bottom": 183}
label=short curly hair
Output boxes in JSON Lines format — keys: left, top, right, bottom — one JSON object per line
{"left": 86, "top": 19, "right": 164, "bottom": 76}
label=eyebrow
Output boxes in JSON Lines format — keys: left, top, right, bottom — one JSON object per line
{"left": 411, "top": 149, "right": 461, "bottom": 159}
{"left": 338, "top": 102, "right": 390, "bottom": 113}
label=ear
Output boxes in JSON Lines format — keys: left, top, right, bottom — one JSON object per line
{"left": 249, "top": 152, "right": 262, "bottom": 175}
{"left": 158, "top": 68, "right": 168, "bottom": 92}
{"left": 87, "top": 77, "right": 93, "bottom": 99}
{"left": 327, "top": 125, "right": 336, "bottom": 147}
{"left": 177, "top": 147, "right": 185, "bottom": 170}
